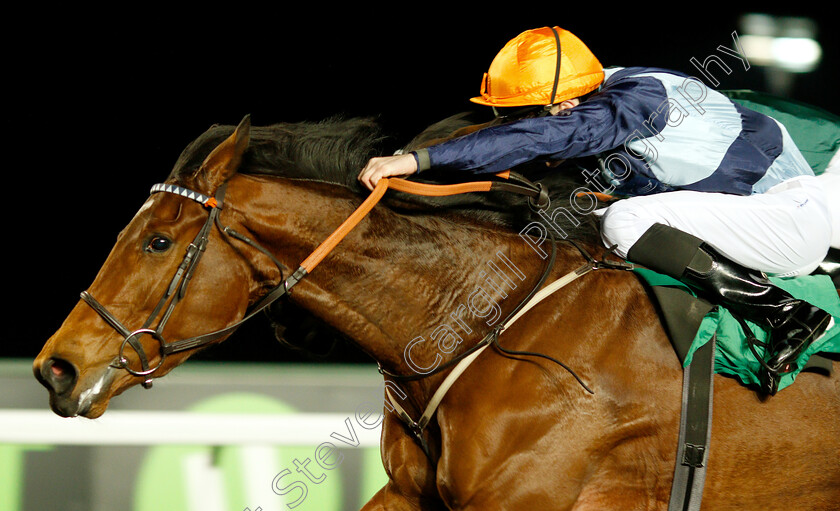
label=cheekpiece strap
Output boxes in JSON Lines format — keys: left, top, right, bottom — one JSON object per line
{"left": 150, "top": 183, "right": 216, "bottom": 208}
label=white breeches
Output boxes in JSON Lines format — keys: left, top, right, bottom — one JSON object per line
{"left": 820, "top": 153, "right": 840, "bottom": 249}
{"left": 599, "top": 175, "right": 836, "bottom": 278}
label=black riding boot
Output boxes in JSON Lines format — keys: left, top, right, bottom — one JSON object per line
{"left": 627, "top": 223, "right": 833, "bottom": 395}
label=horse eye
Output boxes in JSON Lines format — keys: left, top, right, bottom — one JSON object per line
{"left": 146, "top": 236, "right": 173, "bottom": 253}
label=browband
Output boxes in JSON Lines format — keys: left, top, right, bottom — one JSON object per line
{"left": 150, "top": 183, "right": 216, "bottom": 208}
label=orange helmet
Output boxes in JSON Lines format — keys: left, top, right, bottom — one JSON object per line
{"left": 471, "top": 26, "right": 604, "bottom": 108}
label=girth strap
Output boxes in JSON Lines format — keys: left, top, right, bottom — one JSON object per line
{"left": 669, "top": 335, "right": 716, "bottom": 511}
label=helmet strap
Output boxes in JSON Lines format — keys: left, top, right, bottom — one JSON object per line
{"left": 547, "top": 26, "right": 563, "bottom": 110}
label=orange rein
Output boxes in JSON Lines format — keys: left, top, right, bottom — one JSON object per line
{"left": 299, "top": 177, "right": 498, "bottom": 274}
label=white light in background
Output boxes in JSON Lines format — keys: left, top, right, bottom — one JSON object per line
{"left": 739, "top": 35, "right": 822, "bottom": 72}
{"left": 739, "top": 14, "right": 822, "bottom": 73}
{"left": 739, "top": 13, "right": 822, "bottom": 96}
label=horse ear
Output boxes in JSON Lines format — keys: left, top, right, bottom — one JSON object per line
{"left": 193, "top": 114, "right": 251, "bottom": 194}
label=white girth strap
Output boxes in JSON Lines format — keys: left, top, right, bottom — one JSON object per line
{"left": 384, "top": 262, "right": 595, "bottom": 432}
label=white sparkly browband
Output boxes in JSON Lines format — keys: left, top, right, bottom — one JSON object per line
{"left": 150, "top": 183, "right": 214, "bottom": 207}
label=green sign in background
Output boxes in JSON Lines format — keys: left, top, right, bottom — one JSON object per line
{"left": 133, "top": 393, "right": 388, "bottom": 511}
{"left": 1, "top": 393, "right": 388, "bottom": 511}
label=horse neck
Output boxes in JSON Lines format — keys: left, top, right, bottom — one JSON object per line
{"left": 225, "top": 173, "right": 594, "bottom": 385}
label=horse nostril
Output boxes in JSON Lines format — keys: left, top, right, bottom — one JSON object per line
{"left": 51, "top": 361, "right": 68, "bottom": 378}
{"left": 40, "top": 357, "right": 79, "bottom": 395}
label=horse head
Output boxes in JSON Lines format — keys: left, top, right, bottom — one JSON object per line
{"left": 33, "top": 116, "right": 263, "bottom": 418}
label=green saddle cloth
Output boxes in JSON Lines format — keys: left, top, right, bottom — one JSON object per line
{"left": 722, "top": 89, "right": 840, "bottom": 175}
{"left": 635, "top": 269, "right": 840, "bottom": 392}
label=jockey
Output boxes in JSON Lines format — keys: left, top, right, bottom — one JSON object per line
{"left": 358, "top": 26, "right": 838, "bottom": 394}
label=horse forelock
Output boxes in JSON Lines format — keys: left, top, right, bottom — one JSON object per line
{"left": 167, "top": 116, "right": 602, "bottom": 243}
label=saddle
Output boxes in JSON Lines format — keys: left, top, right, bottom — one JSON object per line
{"left": 638, "top": 247, "right": 840, "bottom": 393}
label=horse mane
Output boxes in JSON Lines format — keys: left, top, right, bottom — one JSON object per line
{"left": 168, "top": 115, "right": 602, "bottom": 243}
{"left": 169, "top": 116, "right": 385, "bottom": 189}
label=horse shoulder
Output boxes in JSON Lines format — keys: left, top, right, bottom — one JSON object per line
{"left": 433, "top": 268, "right": 682, "bottom": 509}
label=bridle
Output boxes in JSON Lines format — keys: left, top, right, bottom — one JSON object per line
{"left": 79, "top": 172, "right": 553, "bottom": 389}
{"left": 80, "top": 182, "right": 294, "bottom": 388}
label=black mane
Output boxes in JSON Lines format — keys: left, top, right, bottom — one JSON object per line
{"left": 169, "top": 115, "right": 601, "bottom": 242}
{"left": 169, "top": 116, "right": 385, "bottom": 188}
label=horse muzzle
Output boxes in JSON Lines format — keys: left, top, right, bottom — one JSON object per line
{"left": 34, "top": 356, "right": 82, "bottom": 417}
{"left": 33, "top": 356, "right": 117, "bottom": 418}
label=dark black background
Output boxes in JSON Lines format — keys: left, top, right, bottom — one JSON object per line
{"left": 9, "top": 8, "right": 838, "bottom": 364}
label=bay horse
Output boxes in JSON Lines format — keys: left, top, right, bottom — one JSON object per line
{"left": 34, "top": 114, "right": 840, "bottom": 510}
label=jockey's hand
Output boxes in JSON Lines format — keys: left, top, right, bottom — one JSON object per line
{"left": 358, "top": 154, "right": 418, "bottom": 191}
